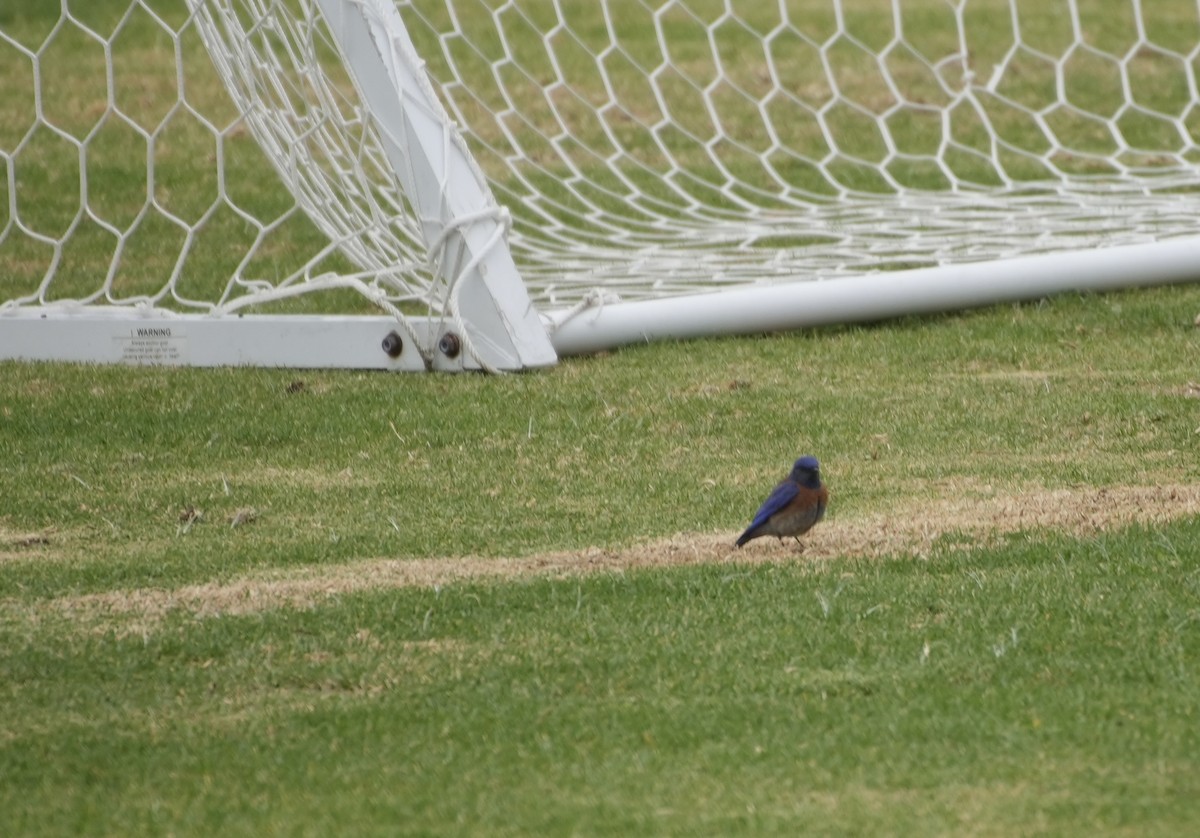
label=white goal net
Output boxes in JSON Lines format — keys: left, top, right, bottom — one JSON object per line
{"left": 2, "top": 0, "right": 1200, "bottom": 367}
{"left": 402, "top": 0, "right": 1200, "bottom": 303}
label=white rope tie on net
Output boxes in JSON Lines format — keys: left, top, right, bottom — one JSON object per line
{"left": 543, "top": 288, "right": 624, "bottom": 336}
{"left": 426, "top": 205, "right": 514, "bottom": 374}
{"left": 218, "top": 270, "right": 433, "bottom": 365}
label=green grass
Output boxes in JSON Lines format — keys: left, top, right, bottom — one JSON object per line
{"left": 6, "top": 521, "right": 1200, "bottom": 835}
{"left": 4, "top": 285, "right": 1200, "bottom": 833}
{"left": 2, "top": 286, "right": 1198, "bottom": 591}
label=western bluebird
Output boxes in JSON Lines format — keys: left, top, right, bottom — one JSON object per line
{"left": 735, "top": 455, "right": 828, "bottom": 548}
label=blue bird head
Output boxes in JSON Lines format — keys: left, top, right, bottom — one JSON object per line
{"left": 794, "top": 455, "right": 820, "bottom": 474}
{"left": 791, "top": 456, "right": 821, "bottom": 485}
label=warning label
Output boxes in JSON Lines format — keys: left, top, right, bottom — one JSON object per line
{"left": 117, "top": 327, "right": 188, "bottom": 365}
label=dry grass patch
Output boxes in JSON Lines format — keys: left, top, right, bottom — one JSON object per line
{"left": 21, "top": 482, "right": 1200, "bottom": 635}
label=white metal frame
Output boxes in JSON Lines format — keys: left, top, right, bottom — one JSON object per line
{"left": 547, "top": 237, "right": 1200, "bottom": 356}
{"left": 0, "top": 309, "right": 486, "bottom": 371}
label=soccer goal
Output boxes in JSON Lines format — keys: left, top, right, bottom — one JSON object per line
{"left": 3, "top": 1, "right": 1200, "bottom": 371}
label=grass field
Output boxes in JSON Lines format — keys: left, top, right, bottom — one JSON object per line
{"left": 4, "top": 284, "right": 1200, "bottom": 834}
{"left": 5, "top": 0, "right": 1200, "bottom": 834}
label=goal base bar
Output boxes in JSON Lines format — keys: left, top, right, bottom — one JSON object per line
{"left": 548, "top": 237, "right": 1200, "bottom": 355}
{"left": 8, "top": 236, "right": 1200, "bottom": 370}
{"left": 0, "top": 309, "right": 523, "bottom": 372}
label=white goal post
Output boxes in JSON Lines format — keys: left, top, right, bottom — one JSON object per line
{"left": 3, "top": 1, "right": 1200, "bottom": 371}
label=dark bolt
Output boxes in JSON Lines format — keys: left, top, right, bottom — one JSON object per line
{"left": 381, "top": 330, "right": 403, "bottom": 358}
{"left": 438, "top": 332, "right": 461, "bottom": 358}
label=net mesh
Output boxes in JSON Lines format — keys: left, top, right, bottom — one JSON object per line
{"left": 2, "top": 0, "right": 1200, "bottom": 321}
{"left": 0, "top": 0, "right": 444, "bottom": 325}
{"left": 406, "top": 0, "right": 1200, "bottom": 307}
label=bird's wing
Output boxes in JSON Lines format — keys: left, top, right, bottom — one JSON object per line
{"left": 748, "top": 479, "right": 799, "bottom": 529}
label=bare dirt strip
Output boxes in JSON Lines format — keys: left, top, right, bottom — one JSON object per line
{"left": 21, "top": 483, "right": 1200, "bottom": 632}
